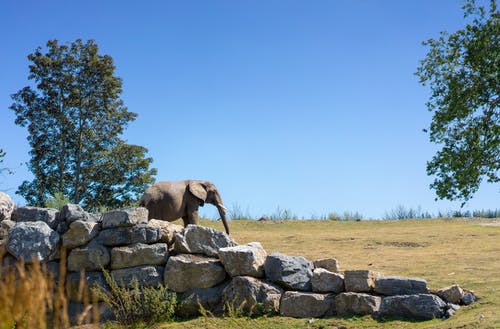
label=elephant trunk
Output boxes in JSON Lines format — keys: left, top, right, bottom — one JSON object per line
{"left": 216, "top": 204, "right": 230, "bottom": 235}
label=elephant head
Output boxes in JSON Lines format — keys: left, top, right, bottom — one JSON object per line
{"left": 139, "top": 180, "right": 230, "bottom": 234}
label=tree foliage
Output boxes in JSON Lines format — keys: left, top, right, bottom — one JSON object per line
{"left": 416, "top": 0, "right": 499, "bottom": 204}
{"left": 10, "top": 39, "right": 156, "bottom": 210}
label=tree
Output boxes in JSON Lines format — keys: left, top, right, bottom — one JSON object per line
{"left": 416, "top": 0, "right": 499, "bottom": 205}
{"left": 10, "top": 39, "right": 157, "bottom": 210}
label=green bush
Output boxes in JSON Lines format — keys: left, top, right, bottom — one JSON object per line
{"left": 92, "top": 269, "right": 177, "bottom": 326}
{"left": 45, "top": 191, "right": 71, "bottom": 210}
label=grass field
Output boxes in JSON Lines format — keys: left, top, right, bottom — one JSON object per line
{"left": 155, "top": 217, "right": 500, "bottom": 329}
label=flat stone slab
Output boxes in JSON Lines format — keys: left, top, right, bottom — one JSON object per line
{"left": 67, "top": 240, "right": 110, "bottom": 272}
{"left": 313, "top": 258, "right": 340, "bottom": 273}
{"left": 378, "top": 294, "right": 447, "bottom": 320}
{"left": 335, "top": 292, "right": 381, "bottom": 316}
{"left": 11, "top": 206, "right": 59, "bottom": 229}
{"left": 280, "top": 291, "right": 335, "bottom": 318}
{"left": 97, "top": 224, "right": 161, "bottom": 246}
{"left": 374, "top": 276, "right": 428, "bottom": 296}
{"left": 102, "top": 208, "right": 149, "bottom": 229}
{"left": 174, "top": 225, "right": 237, "bottom": 257}
{"left": 111, "top": 265, "right": 164, "bottom": 288}
{"left": 344, "top": 270, "right": 382, "bottom": 292}
{"left": 111, "top": 243, "right": 169, "bottom": 269}
{"left": 312, "top": 268, "right": 345, "bottom": 293}
{"left": 165, "top": 254, "right": 226, "bottom": 293}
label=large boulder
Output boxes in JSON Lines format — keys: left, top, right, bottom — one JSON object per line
{"left": 344, "top": 270, "right": 382, "bottom": 292}
{"left": 378, "top": 294, "right": 448, "bottom": 320}
{"left": 374, "top": 276, "right": 428, "bottom": 296}
{"left": 264, "top": 252, "right": 313, "bottom": 291}
{"left": 0, "top": 219, "right": 15, "bottom": 243}
{"left": 165, "top": 254, "right": 226, "bottom": 293}
{"left": 111, "top": 265, "right": 164, "bottom": 288}
{"left": 96, "top": 224, "right": 162, "bottom": 247}
{"left": 174, "top": 225, "right": 237, "bottom": 257}
{"left": 62, "top": 219, "right": 100, "bottom": 249}
{"left": 110, "top": 243, "right": 169, "bottom": 269}
{"left": 0, "top": 192, "right": 14, "bottom": 221}
{"left": 222, "top": 276, "right": 283, "bottom": 314}
{"left": 11, "top": 206, "right": 60, "bottom": 229}
{"left": 59, "top": 204, "right": 91, "bottom": 223}
{"left": 67, "top": 240, "right": 110, "bottom": 272}
{"left": 178, "top": 283, "right": 228, "bottom": 317}
{"left": 280, "top": 291, "right": 335, "bottom": 318}
{"left": 313, "top": 258, "right": 340, "bottom": 273}
{"left": 312, "top": 268, "right": 345, "bottom": 293}
{"left": 101, "top": 208, "right": 149, "bottom": 229}
{"left": 147, "top": 219, "right": 183, "bottom": 246}
{"left": 6, "top": 221, "right": 60, "bottom": 263}
{"left": 335, "top": 292, "right": 381, "bottom": 316}
{"left": 219, "top": 242, "right": 267, "bottom": 278}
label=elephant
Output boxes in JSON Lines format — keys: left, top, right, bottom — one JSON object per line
{"left": 139, "top": 180, "right": 230, "bottom": 234}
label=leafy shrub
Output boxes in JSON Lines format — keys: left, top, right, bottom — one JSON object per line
{"left": 93, "top": 269, "right": 177, "bottom": 326}
{"left": 45, "top": 192, "right": 71, "bottom": 211}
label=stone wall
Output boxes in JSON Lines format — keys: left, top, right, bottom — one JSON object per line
{"left": 0, "top": 195, "right": 477, "bottom": 322}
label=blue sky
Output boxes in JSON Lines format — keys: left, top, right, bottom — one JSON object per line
{"left": 0, "top": 0, "right": 498, "bottom": 219}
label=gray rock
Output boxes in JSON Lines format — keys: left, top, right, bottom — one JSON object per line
{"left": 148, "top": 219, "right": 183, "bottom": 246}
{"left": 165, "top": 254, "right": 226, "bottom": 293}
{"left": 378, "top": 294, "right": 447, "bottom": 320}
{"left": 11, "top": 206, "right": 60, "bottom": 229}
{"left": 313, "top": 258, "right": 340, "bottom": 273}
{"left": 264, "top": 252, "right": 313, "bottom": 291}
{"left": 59, "top": 204, "right": 90, "bottom": 223}
{"left": 461, "top": 291, "right": 478, "bottom": 305}
{"left": 335, "top": 292, "right": 381, "bottom": 316}
{"left": 0, "top": 192, "right": 14, "bottom": 221}
{"left": 436, "top": 284, "right": 464, "bottom": 304}
{"left": 97, "top": 224, "right": 161, "bottom": 247}
{"left": 174, "top": 225, "right": 237, "bottom": 257}
{"left": 344, "top": 270, "right": 382, "bottom": 292}
{"left": 374, "top": 276, "right": 428, "bottom": 296}
{"left": 67, "top": 271, "right": 108, "bottom": 302}
{"left": 102, "top": 207, "right": 149, "bottom": 229}
{"left": 6, "top": 221, "right": 60, "bottom": 263}
{"left": 222, "top": 276, "right": 283, "bottom": 314}
{"left": 219, "top": 242, "right": 267, "bottom": 278}
{"left": 68, "top": 301, "right": 114, "bottom": 325}
{"left": 280, "top": 291, "right": 335, "bottom": 318}
{"left": 111, "top": 243, "right": 169, "bottom": 269}
{"left": 312, "top": 268, "right": 345, "bottom": 293}
{"left": 67, "top": 240, "right": 110, "bottom": 272}
{"left": 178, "top": 283, "right": 228, "bottom": 317}
{"left": 62, "top": 219, "right": 100, "bottom": 249}
{"left": 111, "top": 265, "right": 164, "bottom": 288}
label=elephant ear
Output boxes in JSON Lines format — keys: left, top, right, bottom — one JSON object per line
{"left": 188, "top": 181, "right": 207, "bottom": 204}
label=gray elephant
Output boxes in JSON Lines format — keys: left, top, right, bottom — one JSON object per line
{"left": 139, "top": 180, "right": 230, "bottom": 234}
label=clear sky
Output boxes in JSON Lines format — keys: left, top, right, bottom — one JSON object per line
{"left": 0, "top": 0, "right": 498, "bottom": 219}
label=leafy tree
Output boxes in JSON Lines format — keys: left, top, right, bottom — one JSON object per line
{"left": 10, "top": 39, "right": 157, "bottom": 210}
{"left": 416, "top": 0, "right": 499, "bottom": 204}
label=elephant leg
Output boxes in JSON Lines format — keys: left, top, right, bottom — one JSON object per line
{"left": 183, "top": 209, "right": 199, "bottom": 227}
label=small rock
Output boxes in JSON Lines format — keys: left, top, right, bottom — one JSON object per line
{"left": 436, "top": 284, "right": 464, "bottom": 304}
{"left": 178, "top": 283, "right": 227, "bottom": 317}
{"left": 462, "top": 291, "right": 478, "bottom": 305}
{"left": 313, "top": 258, "right": 340, "bottom": 273}
{"left": 97, "top": 224, "right": 162, "bottom": 246}
{"left": 59, "top": 204, "right": 90, "bottom": 223}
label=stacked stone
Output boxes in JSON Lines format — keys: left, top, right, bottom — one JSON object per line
{"left": 0, "top": 199, "right": 479, "bottom": 322}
